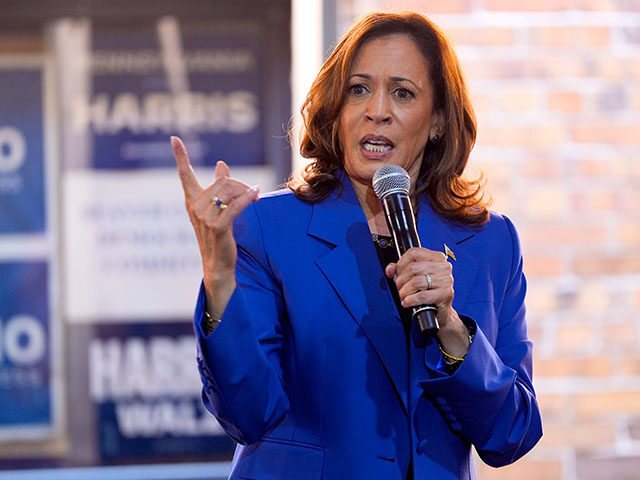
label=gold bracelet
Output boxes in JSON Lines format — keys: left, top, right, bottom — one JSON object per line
{"left": 438, "top": 343, "right": 466, "bottom": 363}
{"left": 438, "top": 330, "right": 474, "bottom": 363}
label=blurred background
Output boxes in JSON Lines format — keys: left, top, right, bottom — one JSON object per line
{"left": 0, "top": 0, "right": 638, "bottom": 479}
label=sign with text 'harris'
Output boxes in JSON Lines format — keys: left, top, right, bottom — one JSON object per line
{"left": 58, "top": 19, "right": 281, "bottom": 322}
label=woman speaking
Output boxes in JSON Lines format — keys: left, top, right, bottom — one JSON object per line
{"left": 172, "top": 11, "right": 542, "bottom": 480}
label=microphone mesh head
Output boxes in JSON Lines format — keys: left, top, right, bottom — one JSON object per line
{"left": 372, "top": 164, "right": 411, "bottom": 199}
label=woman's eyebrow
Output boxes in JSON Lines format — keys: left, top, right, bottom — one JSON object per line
{"left": 348, "top": 73, "right": 420, "bottom": 89}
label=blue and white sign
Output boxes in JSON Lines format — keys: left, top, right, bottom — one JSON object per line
{"left": 75, "top": 24, "right": 264, "bottom": 170}
{"left": 89, "top": 321, "right": 234, "bottom": 460}
{"left": 61, "top": 21, "right": 276, "bottom": 322}
{"left": 0, "top": 261, "right": 51, "bottom": 429}
{"left": 0, "top": 69, "right": 45, "bottom": 234}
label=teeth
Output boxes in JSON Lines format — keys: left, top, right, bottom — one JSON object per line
{"left": 363, "top": 142, "right": 392, "bottom": 152}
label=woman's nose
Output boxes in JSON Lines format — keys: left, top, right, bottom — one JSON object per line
{"left": 365, "top": 91, "right": 392, "bottom": 123}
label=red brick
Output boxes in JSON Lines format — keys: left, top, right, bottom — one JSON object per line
{"left": 571, "top": 124, "right": 640, "bottom": 144}
{"left": 486, "top": 0, "right": 571, "bottom": 11}
{"left": 446, "top": 27, "right": 515, "bottom": 46}
{"left": 535, "top": 355, "right": 614, "bottom": 377}
{"left": 464, "top": 57, "right": 586, "bottom": 79}
{"left": 500, "top": 88, "right": 537, "bottom": 111}
{"left": 571, "top": 191, "right": 617, "bottom": 213}
{"left": 476, "top": 459, "right": 562, "bottom": 480}
{"left": 522, "top": 225, "right": 608, "bottom": 247}
{"left": 619, "top": 222, "right": 640, "bottom": 247}
{"left": 548, "top": 91, "right": 583, "bottom": 112}
{"left": 539, "top": 420, "right": 616, "bottom": 447}
{"left": 532, "top": 26, "right": 612, "bottom": 46}
{"left": 556, "top": 323, "right": 596, "bottom": 352}
{"left": 575, "top": 283, "right": 610, "bottom": 311}
{"left": 576, "top": 0, "right": 640, "bottom": 10}
{"left": 574, "top": 255, "right": 640, "bottom": 275}
{"left": 524, "top": 256, "right": 567, "bottom": 277}
{"left": 622, "top": 356, "right": 640, "bottom": 375}
{"left": 576, "top": 391, "right": 640, "bottom": 418}
{"left": 523, "top": 158, "right": 561, "bottom": 179}
{"left": 477, "top": 125, "right": 565, "bottom": 147}
{"left": 603, "top": 322, "right": 637, "bottom": 350}
{"left": 538, "top": 393, "right": 574, "bottom": 420}
{"left": 525, "top": 287, "right": 556, "bottom": 313}
{"left": 392, "top": 0, "right": 473, "bottom": 13}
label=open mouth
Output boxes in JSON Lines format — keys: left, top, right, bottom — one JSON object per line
{"left": 362, "top": 141, "right": 393, "bottom": 152}
{"left": 361, "top": 136, "right": 394, "bottom": 153}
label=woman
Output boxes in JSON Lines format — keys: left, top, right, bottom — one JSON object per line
{"left": 172, "top": 11, "right": 542, "bottom": 480}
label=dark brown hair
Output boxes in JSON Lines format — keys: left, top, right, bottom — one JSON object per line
{"left": 288, "top": 11, "right": 489, "bottom": 224}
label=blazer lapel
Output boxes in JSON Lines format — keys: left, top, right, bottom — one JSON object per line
{"left": 310, "top": 172, "right": 409, "bottom": 413}
{"left": 409, "top": 202, "right": 483, "bottom": 411}
{"left": 415, "top": 202, "right": 481, "bottom": 312}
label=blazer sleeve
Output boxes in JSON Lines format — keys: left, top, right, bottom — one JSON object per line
{"left": 193, "top": 202, "right": 289, "bottom": 445}
{"left": 418, "top": 215, "right": 543, "bottom": 467}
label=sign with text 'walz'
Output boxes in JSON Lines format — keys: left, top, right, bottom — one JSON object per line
{"left": 88, "top": 321, "right": 234, "bottom": 460}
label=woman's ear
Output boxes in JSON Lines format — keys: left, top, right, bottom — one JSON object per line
{"left": 429, "top": 111, "right": 444, "bottom": 140}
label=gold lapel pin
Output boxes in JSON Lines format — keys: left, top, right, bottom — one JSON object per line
{"left": 444, "top": 243, "right": 457, "bottom": 261}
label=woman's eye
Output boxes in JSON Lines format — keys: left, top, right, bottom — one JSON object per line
{"left": 395, "top": 88, "right": 415, "bottom": 100}
{"left": 348, "top": 84, "right": 367, "bottom": 96}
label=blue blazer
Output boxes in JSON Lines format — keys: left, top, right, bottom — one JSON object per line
{"left": 194, "top": 170, "right": 542, "bottom": 479}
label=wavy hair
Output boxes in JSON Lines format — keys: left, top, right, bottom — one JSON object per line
{"left": 288, "top": 11, "right": 489, "bottom": 224}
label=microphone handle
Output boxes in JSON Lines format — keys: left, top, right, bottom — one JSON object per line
{"left": 382, "top": 194, "right": 439, "bottom": 335}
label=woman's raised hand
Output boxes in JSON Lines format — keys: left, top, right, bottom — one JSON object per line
{"left": 171, "top": 136, "right": 259, "bottom": 318}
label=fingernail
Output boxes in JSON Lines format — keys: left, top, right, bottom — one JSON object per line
{"left": 251, "top": 185, "right": 260, "bottom": 192}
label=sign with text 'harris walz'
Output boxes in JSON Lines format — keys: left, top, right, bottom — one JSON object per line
{"left": 89, "top": 321, "right": 234, "bottom": 460}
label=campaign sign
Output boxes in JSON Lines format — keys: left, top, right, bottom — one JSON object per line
{"left": 0, "top": 261, "right": 51, "bottom": 428}
{"left": 0, "top": 68, "right": 45, "bottom": 233}
{"left": 89, "top": 321, "right": 234, "bottom": 460}
{"left": 74, "top": 24, "right": 264, "bottom": 170}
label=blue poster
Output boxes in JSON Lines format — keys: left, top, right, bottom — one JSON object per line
{"left": 0, "top": 261, "right": 51, "bottom": 427}
{"left": 89, "top": 321, "right": 235, "bottom": 460}
{"left": 0, "top": 69, "right": 45, "bottom": 234}
{"left": 83, "top": 24, "right": 264, "bottom": 171}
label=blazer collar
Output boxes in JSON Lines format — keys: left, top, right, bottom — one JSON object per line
{"left": 308, "top": 169, "right": 482, "bottom": 412}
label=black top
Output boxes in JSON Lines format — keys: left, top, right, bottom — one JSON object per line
{"left": 371, "top": 234, "right": 414, "bottom": 480}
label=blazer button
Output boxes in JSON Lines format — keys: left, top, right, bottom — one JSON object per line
{"left": 451, "top": 422, "right": 462, "bottom": 432}
{"left": 445, "top": 413, "right": 456, "bottom": 422}
{"left": 435, "top": 397, "right": 447, "bottom": 406}
{"left": 441, "top": 405, "right": 452, "bottom": 413}
{"left": 416, "top": 438, "right": 428, "bottom": 454}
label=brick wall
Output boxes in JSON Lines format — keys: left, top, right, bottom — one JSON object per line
{"left": 338, "top": 1, "right": 640, "bottom": 478}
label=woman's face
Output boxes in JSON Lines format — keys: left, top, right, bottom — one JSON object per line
{"left": 338, "top": 34, "right": 441, "bottom": 188}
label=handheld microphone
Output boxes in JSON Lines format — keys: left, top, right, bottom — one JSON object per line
{"left": 372, "top": 164, "right": 439, "bottom": 335}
